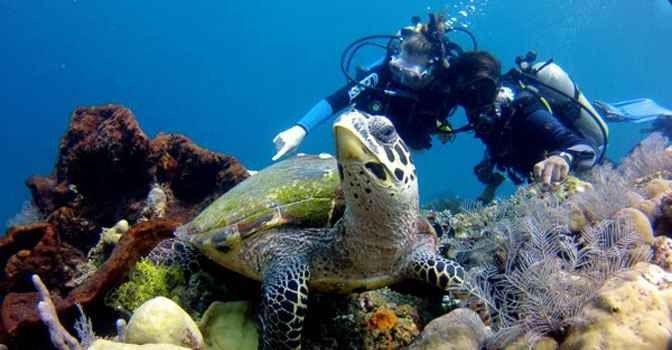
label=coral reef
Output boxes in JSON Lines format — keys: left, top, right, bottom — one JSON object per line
{"left": 138, "top": 185, "right": 169, "bottom": 223}
{"left": 32, "top": 275, "right": 198, "bottom": 350}
{"left": 503, "top": 337, "right": 559, "bottom": 350}
{"left": 72, "top": 220, "right": 132, "bottom": 288}
{"left": 619, "top": 132, "right": 672, "bottom": 181}
{"left": 426, "top": 133, "right": 672, "bottom": 348}
{"left": 150, "top": 133, "right": 247, "bottom": 205}
{"left": 303, "top": 288, "right": 432, "bottom": 349}
{"left": 88, "top": 340, "right": 190, "bottom": 349}
{"left": 1, "top": 220, "right": 177, "bottom": 346}
{"left": 1, "top": 104, "right": 250, "bottom": 348}
{"left": 8, "top": 103, "right": 672, "bottom": 350}
{"left": 25, "top": 104, "right": 248, "bottom": 251}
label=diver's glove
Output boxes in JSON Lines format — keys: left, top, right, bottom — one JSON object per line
{"left": 272, "top": 125, "right": 307, "bottom": 161}
{"left": 533, "top": 155, "right": 570, "bottom": 188}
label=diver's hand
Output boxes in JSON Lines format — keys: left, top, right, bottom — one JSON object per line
{"left": 533, "top": 155, "right": 570, "bottom": 187}
{"left": 272, "top": 125, "right": 307, "bottom": 161}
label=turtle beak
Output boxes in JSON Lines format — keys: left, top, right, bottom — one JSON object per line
{"left": 334, "top": 125, "right": 367, "bottom": 162}
{"left": 334, "top": 115, "right": 379, "bottom": 163}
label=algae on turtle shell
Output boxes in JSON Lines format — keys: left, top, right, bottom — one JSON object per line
{"left": 182, "top": 154, "right": 343, "bottom": 241}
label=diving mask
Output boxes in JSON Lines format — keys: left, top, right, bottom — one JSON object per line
{"left": 456, "top": 75, "right": 500, "bottom": 109}
{"left": 388, "top": 52, "right": 434, "bottom": 89}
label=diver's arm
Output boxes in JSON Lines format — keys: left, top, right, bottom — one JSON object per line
{"left": 296, "top": 62, "right": 387, "bottom": 132}
{"left": 272, "top": 63, "right": 386, "bottom": 161}
{"left": 529, "top": 109, "right": 597, "bottom": 170}
{"left": 272, "top": 83, "right": 356, "bottom": 161}
{"left": 295, "top": 99, "right": 335, "bottom": 132}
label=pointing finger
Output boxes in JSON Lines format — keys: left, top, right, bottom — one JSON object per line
{"left": 542, "top": 163, "right": 554, "bottom": 187}
{"left": 534, "top": 162, "right": 544, "bottom": 181}
{"left": 272, "top": 144, "right": 291, "bottom": 161}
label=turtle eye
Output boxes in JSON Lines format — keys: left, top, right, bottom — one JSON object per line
{"left": 369, "top": 117, "right": 398, "bottom": 144}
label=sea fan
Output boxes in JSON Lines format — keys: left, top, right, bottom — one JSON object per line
{"left": 570, "top": 164, "right": 632, "bottom": 223}
{"left": 619, "top": 132, "right": 672, "bottom": 180}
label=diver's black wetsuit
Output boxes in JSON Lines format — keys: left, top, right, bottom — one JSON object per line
{"left": 323, "top": 64, "right": 455, "bottom": 150}
{"left": 473, "top": 84, "right": 598, "bottom": 184}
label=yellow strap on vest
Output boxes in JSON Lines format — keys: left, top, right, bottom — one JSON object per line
{"left": 539, "top": 96, "right": 553, "bottom": 113}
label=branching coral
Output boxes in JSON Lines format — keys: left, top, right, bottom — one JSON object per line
{"left": 33, "top": 274, "right": 84, "bottom": 350}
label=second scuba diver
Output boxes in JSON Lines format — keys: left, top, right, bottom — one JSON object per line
{"left": 446, "top": 50, "right": 672, "bottom": 202}
{"left": 447, "top": 51, "right": 605, "bottom": 202}
{"left": 272, "top": 14, "right": 461, "bottom": 160}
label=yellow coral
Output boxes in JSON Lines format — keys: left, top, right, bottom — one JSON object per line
{"left": 644, "top": 178, "right": 672, "bottom": 199}
{"left": 633, "top": 199, "right": 658, "bottom": 221}
{"left": 561, "top": 263, "right": 672, "bottom": 350}
{"left": 505, "top": 336, "right": 559, "bottom": 350}
{"left": 102, "top": 219, "right": 130, "bottom": 245}
{"left": 614, "top": 208, "right": 654, "bottom": 244}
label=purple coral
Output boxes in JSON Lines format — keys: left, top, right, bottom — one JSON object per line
{"left": 32, "top": 274, "right": 83, "bottom": 350}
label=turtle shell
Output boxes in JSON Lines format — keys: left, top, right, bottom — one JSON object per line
{"left": 181, "top": 154, "right": 344, "bottom": 241}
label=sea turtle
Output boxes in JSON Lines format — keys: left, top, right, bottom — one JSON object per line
{"left": 177, "top": 110, "right": 466, "bottom": 349}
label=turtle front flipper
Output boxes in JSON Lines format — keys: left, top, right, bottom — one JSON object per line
{"left": 405, "top": 247, "right": 466, "bottom": 290}
{"left": 259, "top": 257, "right": 310, "bottom": 350}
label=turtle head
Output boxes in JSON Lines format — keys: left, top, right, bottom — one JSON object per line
{"left": 175, "top": 222, "right": 241, "bottom": 264}
{"left": 333, "top": 110, "right": 418, "bottom": 207}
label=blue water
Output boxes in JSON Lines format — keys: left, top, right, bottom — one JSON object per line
{"left": 1, "top": 0, "right": 671, "bottom": 227}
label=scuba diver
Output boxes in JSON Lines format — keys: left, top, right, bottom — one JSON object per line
{"left": 272, "top": 13, "right": 468, "bottom": 160}
{"left": 447, "top": 50, "right": 672, "bottom": 202}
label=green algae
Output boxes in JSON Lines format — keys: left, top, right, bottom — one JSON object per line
{"left": 105, "top": 259, "right": 186, "bottom": 314}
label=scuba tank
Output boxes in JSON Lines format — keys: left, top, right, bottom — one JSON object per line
{"left": 512, "top": 51, "right": 609, "bottom": 163}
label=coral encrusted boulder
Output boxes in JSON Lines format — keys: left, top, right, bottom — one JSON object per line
{"left": 561, "top": 262, "right": 672, "bottom": 349}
